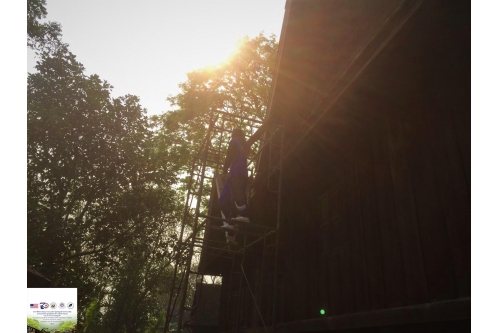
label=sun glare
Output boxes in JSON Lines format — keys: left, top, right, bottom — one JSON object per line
{"left": 185, "top": 38, "right": 242, "bottom": 71}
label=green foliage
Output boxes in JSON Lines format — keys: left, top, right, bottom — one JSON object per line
{"left": 27, "top": 38, "right": 182, "bottom": 333}
{"left": 167, "top": 33, "right": 277, "bottom": 122}
{"left": 27, "top": 317, "right": 41, "bottom": 330}
{"left": 58, "top": 320, "right": 76, "bottom": 331}
{"left": 83, "top": 299, "right": 100, "bottom": 332}
{"left": 146, "top": 310, "right": 165, "bottom": 333}
{"left": 27, "top": 0, "right": 64, "bottom": 52}
{"left": 154, "top": 32, "right": 278, "bottom": 179}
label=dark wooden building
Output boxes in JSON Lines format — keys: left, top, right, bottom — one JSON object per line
{"left": 194, "top": 0, "right": 470, "bottom": 332}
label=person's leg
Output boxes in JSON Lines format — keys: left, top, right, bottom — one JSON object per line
{"left": 231, "top": 175, "right": 249, "bottom": 220}
{"left": 219, "top": 177, "right": 237, "bottom": 242}
{"left": 218, "top": 179, "right": 232, "bottom": 220}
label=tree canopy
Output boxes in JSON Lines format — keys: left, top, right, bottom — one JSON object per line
{"left": 27, "top": 2, "right": 278, "bottom": 331}
{"left": 167, "top": 33, "right": 277, "bottom": 122}
{"left": 27, "top": 44, "right": 186, "bottom": 331}
{"left": 27, "top": 0, "right": 63, "bottom": 52}
{"left": 153, "top": 32, "right": 277, "bottom": 177}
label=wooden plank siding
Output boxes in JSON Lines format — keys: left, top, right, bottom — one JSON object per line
{"left": 356, "top": 124, "right": 386, "bottom": 310}
{"left": 369, "top": 122, "right": 408, "bottom": 309}
{"left": 407, "top": 103, "right": 457, "bottom": 302}
{"left": 331, "top": 128, "right": 357, "bottom": 316}
{"left": 277, "top": 106, "right": 468, "bottom": 321}
{"left": 306, "top": 209, "right": 321, "bottom": 319}
{"left": 346, "top": 127, "right": 372, "bottom": 313}
{"left": 272, "top": 9, "right": 470, "bottom": 318}
{"left": 386, "top": 111, "right": 430, "bottom": 305}
{"left": 424, "top": 97, "right": 471, "bottom": 298}
{"left": 423, "top": 2, "right": 471, "bottom": 299}
{"left": 327, "top": 189, "right": 345, "bottom": 317}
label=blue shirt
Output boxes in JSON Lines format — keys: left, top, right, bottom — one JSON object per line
{"left": 223, "top": 137, "right": 248, "bottom": 177}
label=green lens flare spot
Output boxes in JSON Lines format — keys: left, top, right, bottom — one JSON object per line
{"left": 320, "top": 309, "right": 325, "bottom": 315}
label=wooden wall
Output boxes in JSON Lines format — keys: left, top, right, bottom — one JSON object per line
{"left": 273, "top": 0, "right": 470, "bottom": 324}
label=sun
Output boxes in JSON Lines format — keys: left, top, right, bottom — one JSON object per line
{"left": 185, "top": 38, "right": 242, "bottom": 71}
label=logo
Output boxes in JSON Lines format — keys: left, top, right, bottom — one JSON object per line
{"left": 67, "top": 302, "right": 74, "bottom": 309}
{"left": 59, "top": 302, "right": 65, "bottom": 309}
{"left": 50, "top": 302, "right": 57, "bottom": 309}
{"left": 30, "top": 303, "right": 38, "bottom": 308}
{"left": 40, "top": 302, "right": 49, "bottom": 309}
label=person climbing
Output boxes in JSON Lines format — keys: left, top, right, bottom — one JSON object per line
{"left": 218, "top": 122, "right": 271, "bottom": 245}
{"left": 219, "top": 128, "right": 249, "bottom": 244}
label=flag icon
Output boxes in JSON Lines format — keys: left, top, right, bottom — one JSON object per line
{"left": 30, "top": 304, "right": 38, "bottom": 308}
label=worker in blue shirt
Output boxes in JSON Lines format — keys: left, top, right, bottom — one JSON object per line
{"left": 219, "top": 128, "right": 249, "bottom": 244}
{"left": 218, "top": 121, "right": 272, "bottom": 244}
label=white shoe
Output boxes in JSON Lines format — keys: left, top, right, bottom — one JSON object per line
{"left": 221, "top": 222, "right": 236, "bottom": 230}
{"left": 231, "top": 215, "right": 249, "bottom": 223}
{"left": 226, "top": 235, "right": 238, "bottom": 245}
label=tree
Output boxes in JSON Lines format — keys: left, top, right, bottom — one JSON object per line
{"left": 153, "top": 33, "right": 278, "bottom": 176}
{"left": 27, "top": 45, "right": 183, "bottom": 330}
{"left": 83, "top": 299, "right": 100, "bottom": 332}
{"left": 27, "top": 3, "right": 189, "bottom": 331}
{"left": 27, "top": 0, "right": 64, "bottom": 52}
{"left": 167, "top": 33, "right": 277, "bottom": 122}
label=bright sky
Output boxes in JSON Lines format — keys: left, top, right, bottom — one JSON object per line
{"left": 27, "top": 0, "right": 287, "bottom": 116}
